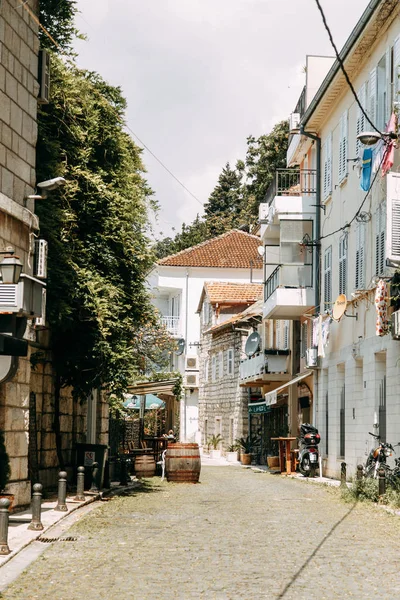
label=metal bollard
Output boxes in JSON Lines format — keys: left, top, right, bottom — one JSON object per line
{"left": 74, "top": 466, "right": 85, "bottom": 501}
{"left": 357, "top": 464, "right": 364, "bottom": 480}
{"left": 55, "top": 471, "right": 68, "bottom": 512}
{"left": 119, "top": 458, "right": 129, "bottom": 486}
{"left": 90, "top": 462, "right": 99, "bottom": 493}
{"left": 0, "top": 498, "right": 11, "bottom": 555}
{"left": 340, "top": 462, "right": 347, "bottom": 487}
{"left": 28, "top": 483, "right": 44, "bottom": 530}
{"left": 378, "top": 467, "right": 386, "bottom": 497}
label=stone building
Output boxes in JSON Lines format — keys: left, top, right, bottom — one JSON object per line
{"left": 0, "top": 1, "right": 108, "bottom": 507}
{"left": 197, "top": 282, "right": 263, "bottom": 452}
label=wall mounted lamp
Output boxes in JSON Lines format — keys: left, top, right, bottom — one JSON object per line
{"left": 0, "top": 248, "right": 23, "bottom": 284}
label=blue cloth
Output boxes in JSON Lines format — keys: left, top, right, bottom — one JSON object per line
{"left": 360, "top": 148, "right": 372, "bottom": 191}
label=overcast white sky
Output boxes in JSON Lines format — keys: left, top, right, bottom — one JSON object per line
{"left": 74, "top": 0, "right": 370, "bottom": 239}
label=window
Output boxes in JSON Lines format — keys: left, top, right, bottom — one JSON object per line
{"left": 202, "top": 301, "right": 209, "bottom": 325}
{"left": 211, "top": 355, "right": 216, "bottom": 382}
{"left": 219, "top": 351, "right": 224, "bottom": 379}
{"left": 394, "top": 37, "right": 400, "bottom": 103}
{"left": 280, "top": 220, "right": 313, "bottom": 265}
{"left": 375, "top": 202, "right": 386, "bottom": 276}
{"left": 355, "top": 222, "right": 366, "bottom": 290}
{"left": 227, "top": 348, "right": 234, "bottom": 376}
{"left": 205, "top": 358, "right": 209, "bottom": 382}
{"left": 283, "top": 321, "right": 289, "bottom": 350}
{"left": 324, "top": 246, "right": 332, "bottom": 311}
{"left": 339, "top": 235, "right": 347, "bottom": 296}
{"left": 323, "top": 133, "right": 332, "bottom": 200}
{"left": 338, "top": 110, "right": 348, "bottom": 183}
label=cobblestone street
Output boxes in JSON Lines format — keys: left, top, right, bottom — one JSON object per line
{"left": 2, "top": 466, "right": 400, "bottom": 599}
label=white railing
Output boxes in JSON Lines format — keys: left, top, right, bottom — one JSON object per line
{"left": 240, "top": 352, "right": 266, "bottom": 380}
{"left": 161, "top": 316, "right": 181, "bottom": 336}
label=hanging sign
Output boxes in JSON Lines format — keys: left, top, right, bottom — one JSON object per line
{"left": 265, "top": 390, "right": 278, "bottom": 406}
{"left": 248, "top": 403, "right": 271, "bottom": 414}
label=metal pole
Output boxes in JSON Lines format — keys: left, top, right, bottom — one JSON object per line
{"left": 0, "top": 498, "right": 11, "bottom": 555}
{"left": 378, "top": 466, "right": 386, "bottom": 497}
{"left": 74, "top": 466, "right": 85, "bottom": 501}
{"left": 90, "top": 462, "right": 99, "bottom": 493}
{"left": 55, "top": 470, "right": 68, "bottom": 511}
{"left": 119, "top": 458, "right": 129, "bottom": 486}
{"left": 357, "top": 464, "right": 364, "bottom": 480}
{"left": 28, "top": 483, "right": 44, "bottom": 530}
{"left": 340, "top": 461, "right": 347, "bottom": 487}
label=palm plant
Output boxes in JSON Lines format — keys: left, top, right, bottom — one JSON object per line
{"left": 208, "top": 433, "right": 223, "bottom": 450}
{"left": 236, "top": 435, "right": 259, "bottom": 454}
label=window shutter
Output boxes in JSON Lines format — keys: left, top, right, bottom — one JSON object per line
{"left": 339, "top": 235, "right": 347, "bottom": 295}
{"left": 356, "top": 83, "right": 367, "bottom": 157}
{"left": 385, "top": 47, "right": 391, "bottom": 124}
{"left": 355, "top": 222, "right": 366, "bottom": 289}
{"left": 301, "top": 321, "right": 308, "bottom": 358}
{"left": 323, "top": 134, "right": 332, "bottom": 200}
{"left": 369, "top": 67, "right": 377, "bottom": 125}
{"left": 394, "top": 37, "right": 400, "bottom": 105}
{"left": 283, "top": 321, "right": 289, "bottom": 350}
{"left": 339, "top": 111, "right": 348, "bottom": 182}
{"left": 276, "top": 321, "right": 282, "bottom": 349}
{"left": 324, "top": 246, "right": 332, "bottom": 310}
{"left": 386, "top": 173, "right": 400, "bottom": 265}
{"left": 375, "top": 203, "right": 386, "bottom": 276}
{"left": 219, "top": 351, "right": 223, "bottom": 379}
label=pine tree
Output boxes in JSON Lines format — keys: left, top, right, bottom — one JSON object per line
{"left": 204, "top": 162, "right": 244, "bottom": 236}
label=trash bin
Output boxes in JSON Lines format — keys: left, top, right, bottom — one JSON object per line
{"left": 75, "top": 443, "right": 108, "bottom": 491}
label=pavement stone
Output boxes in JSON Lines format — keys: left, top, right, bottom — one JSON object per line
{"left": 1, "top": 465, "right": 400, "bottom": 599}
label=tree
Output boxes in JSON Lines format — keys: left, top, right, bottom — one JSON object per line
{"left": 39, "top": 0, "right": 80, "bottom": 53}
{"left": 204, "top": 162, "right": 245, "bottom": 236}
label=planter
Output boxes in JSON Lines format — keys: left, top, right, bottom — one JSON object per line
{"left": 240, "top": 453, "right": 252, "bottom": 465}
{"left": 226, "top": 451, "right": 239, "bottom": 463}
{"left": 267, "top": 456, "right": 280, "bottom": 469}
{"left": 210, "top": 449, "right": 222, "bottom": 459}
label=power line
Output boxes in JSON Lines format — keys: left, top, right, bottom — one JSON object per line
{"left": 314, "top": 0, "right": 382, "bottom": 136}
{"left": 19, "top": 1, "right": 205, "bottom": 209}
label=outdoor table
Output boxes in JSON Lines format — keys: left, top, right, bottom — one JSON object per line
{"left": 270, "top": 437, "right": 297, "bottom": 475}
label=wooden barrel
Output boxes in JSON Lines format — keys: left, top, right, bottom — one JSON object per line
{"left": 135, "top": 454, "right": 156, "bottom": 479}
{"left": 165, "top": 443, "right": 201, "bottom": 483}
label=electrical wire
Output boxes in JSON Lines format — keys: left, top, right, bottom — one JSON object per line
{"left": 314, "top": 0, "right": 382, "bottom": 136}
{"left": 17, "top": 1, "right": 205, "bottom": 209}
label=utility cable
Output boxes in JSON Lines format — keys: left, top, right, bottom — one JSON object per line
{"left": 314, "top": 0, "right": 382, "bottom": 137}
{"left": 17, "top": 1, "right": 205, "bottom": 209}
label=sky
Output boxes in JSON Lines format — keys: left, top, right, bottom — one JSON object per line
{"left": 73, "top": 0, "right": 370, "bottom": 240}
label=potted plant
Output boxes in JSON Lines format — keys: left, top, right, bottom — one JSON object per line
{"left": 226, "top": 443, "right": 240, "bottom": 463}
{"left": 0, "top": 430, "right": 12, "bottom": 510}
{"left": 237, "top": 435, "right": 257, "bottom": 466}
{"left": 208, "top": 434, "right": 223, "bottom": 459}
{"left": 267, "top": 453, "right": 280, "bottom": 469}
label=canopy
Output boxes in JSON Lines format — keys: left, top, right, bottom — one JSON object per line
{"left": 123, "top": 393, "right": 165, "bottom": 410}
{"left": 248, "top": 371, "right": 313, "bottom": 411}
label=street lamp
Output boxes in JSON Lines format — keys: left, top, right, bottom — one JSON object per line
{"left": 357, "top": 131, "right": 398, "bottom": 146}
{"left": 0, "top": 249, "right": 23, "bottom": 284}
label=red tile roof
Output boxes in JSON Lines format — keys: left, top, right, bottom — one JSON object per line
{"left": 197, "top": 282, "right": 263, "bottom": 313}
{"left": 157, "top": 230, "right": 263, "bottom": 269}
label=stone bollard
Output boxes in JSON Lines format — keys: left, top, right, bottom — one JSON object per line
{"left": 0, "top": 498, "right": 11, "bottom": 555}
{"left": 74, "top": 466, "right": 85, "bottom": 501}
{"left": 378, "top": 467, "right": 386, "bottom": 497}
{"left": 90, "top": 462, "right": 99, "bottom": 493}
{"left": 119, "top": 458, "right": 129, "bottom": 486}
{"left": 55, "top": 471, "right": 68, "bottom": 512}
{"left": 340, "top": 462, "right": 347, "bottom": 487}
{"left": 28, "top": 483, "right": 44, "bottom": 530}
{"left": 357, "top": 464, "right": 364, "bottom": 480}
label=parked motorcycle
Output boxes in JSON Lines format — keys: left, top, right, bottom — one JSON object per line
{"left": 364, "top": 432, "right": 395, "bottom": 478}
{"left": 298, "top": 423, "right": 321, "bottom": 477}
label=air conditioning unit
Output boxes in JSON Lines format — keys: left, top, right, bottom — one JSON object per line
{"left": 259, "top": 203, "right": 269, "bottom": 221}
{"left": 290, "top": 112, "right": 300, "bottom": 131}
{"left": 34, "top": 289, "right": 47, "bottom": 329}
{"left": 392, "top": 310, "right": 400, "bottom": 340}
{"left": 38, "top": 49, "right": 50, "bottom": 104}
{"left": 306, "top": 347, "right": 320, "bottom": 369}
{"left": 184, "top": 372, "right": 199, "bottom": 388}
{"left": 185, "top": 355, "right": 199, "bottom": 371}
{"left": 34, "top": 240, "right": 48, "bottom": 279}
{"left": 0, "top": 275, "right": 46, "bottom": 318}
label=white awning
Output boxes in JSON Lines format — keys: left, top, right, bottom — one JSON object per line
{"left": 248, "top": 371, "right": 313, "bottom": 411}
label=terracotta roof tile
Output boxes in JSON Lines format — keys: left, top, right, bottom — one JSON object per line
{"left": 157, "top": 230, "right": 263, "bottom": 268}
{"left": 205, "top": 282, "right": 263, "bottom": 305}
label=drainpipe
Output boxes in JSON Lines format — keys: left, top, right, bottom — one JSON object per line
{"left": 300, "top": 128, "right": 321, "bottom": 429}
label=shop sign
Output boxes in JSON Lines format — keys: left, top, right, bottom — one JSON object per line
{"left": 248, "top": 403, "right": 271, "bottom": 414}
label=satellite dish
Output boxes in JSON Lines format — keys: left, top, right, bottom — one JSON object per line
{"left": 257, "top": 246, "right": 265, "bottom": 256}
{"left": 245, "top": 331, "right": 261, "bottom": 357}
{"left": 176, "top": 338, "right": 185, "bottom": 355}
{"left": 332, "top": 294, "right": 347, "bottom": 321}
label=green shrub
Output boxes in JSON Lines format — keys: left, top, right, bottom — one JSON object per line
{"left": 341, "top": 477, "right": 380, "bottom": 503}
{"left": 0, "top": 431, "right": 10, "bottom": 491}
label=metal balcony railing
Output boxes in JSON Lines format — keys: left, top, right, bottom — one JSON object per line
{"left": 264, "top": 264, "right": 313, "bottom": 300}
{"left": 161, "top": 316, "right": 181, "bottom": 336}
{"left": 264, "top": 169, "right": 317, "bottom": 205}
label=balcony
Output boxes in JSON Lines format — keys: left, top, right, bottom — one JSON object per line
{"left": 161, "top": 316, "right": 181, "bottom": 337}
{"left": 240, "top": 349, "right": 290, "bottom": 386}
{"left": 263, "top": 265, "right": 314, "bottom": 320}
{"left": 264, "top": 169, "right": 316, "bottom": 207}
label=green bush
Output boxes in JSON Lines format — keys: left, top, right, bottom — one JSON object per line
{"left": 341, "top": 477, "right": 380, "bottom": 503}
{"left": 0, "top": 431, "right": 10, "bottom": 491}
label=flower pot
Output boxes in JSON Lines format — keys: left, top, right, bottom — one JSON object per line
{"left": 267, "top": 456, "right": 280, "bottom": 469}
{"left": 210, "top": 449, "right": 222, "bottom": 459}
{"left": 241, "top": 453, "right": 252, "bottom": 465}
{"left": 226, "top": 451, "right": 239, "bottom": 462}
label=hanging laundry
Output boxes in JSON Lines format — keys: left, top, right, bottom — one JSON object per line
{"left": 360, "top": 148, "right": 373, "bottom": 191}
{"left": 381, "top": 113, "right": 397, "bottom": 176}
{"left": 321, "top": 317, "right": 332, "bottom": 351}
{"left": 317, "top": 314, "right": 324, "bottom": 357}
{"left": 312, "top": 317, "right": 318, "bottom": 347}
{"left": 372, "top": 138, "right": 385, "bottom": 174}
{"left": 375, "top": 279, "right": 388, "bottom": 336}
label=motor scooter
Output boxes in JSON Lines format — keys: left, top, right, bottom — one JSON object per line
{"left": 298, "top": 423, "right": 321, "bottom": 477}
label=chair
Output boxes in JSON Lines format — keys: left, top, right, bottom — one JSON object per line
{"left": 157, "top": 449, "right": 167, "bottom": 482}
